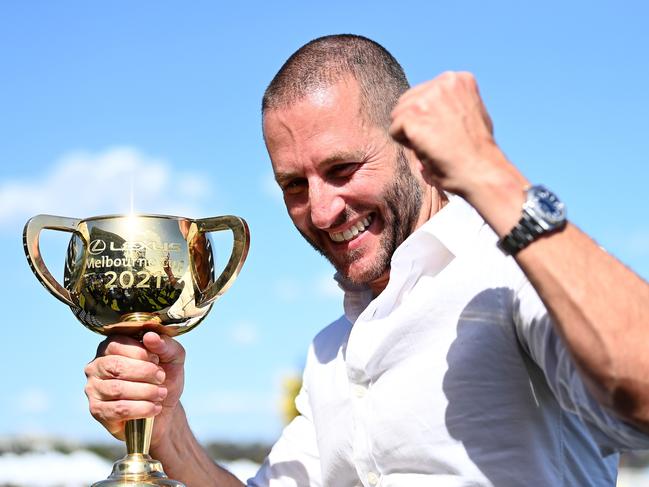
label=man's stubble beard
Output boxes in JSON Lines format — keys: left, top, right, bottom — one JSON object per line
{"left": 298, "top": 148, "right": 424, "bottom": 285}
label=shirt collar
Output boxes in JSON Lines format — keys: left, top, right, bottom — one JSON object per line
{"left": 336, "top": 195, "right": 486, "bottom": 323}
{"left": 415, "top": 193, "right": 486, "bottom": 258}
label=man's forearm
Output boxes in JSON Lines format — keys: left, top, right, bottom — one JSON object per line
{"left": 152, "top": 404, "right": 245, "bottom": 487}
{"left": 467, "top": 165, "right": 649, "bottom": 428}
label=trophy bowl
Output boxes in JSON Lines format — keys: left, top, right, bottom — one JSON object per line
{"left": 23, "top": 213, "right": 250, "bottom": 486}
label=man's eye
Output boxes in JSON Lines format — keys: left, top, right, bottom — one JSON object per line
{"left": 282, "top": 179, "right": 307, "bottom": 195}
{"left": 329, "top": 163, "right": 360, "bottom": 179}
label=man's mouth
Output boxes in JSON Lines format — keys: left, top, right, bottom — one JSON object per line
{"left": 328, "top": 215, "right": 373, "bottom": 243}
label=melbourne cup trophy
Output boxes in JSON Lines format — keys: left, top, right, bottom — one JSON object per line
{"left": 23, "top": 213, "right": 250, "bottom": 486}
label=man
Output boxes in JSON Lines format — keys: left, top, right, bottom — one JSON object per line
{"left": 84, "top": 35, "right": 649, "bottom": 486}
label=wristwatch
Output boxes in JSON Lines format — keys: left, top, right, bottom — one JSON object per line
{"left": 497, "top": 184, "right": 567, "bottom": 255}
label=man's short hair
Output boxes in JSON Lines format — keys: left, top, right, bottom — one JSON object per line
{"left": 262, "top": 34, "right": 410, "bottom": 129}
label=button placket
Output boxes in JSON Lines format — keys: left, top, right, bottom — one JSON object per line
{"left": 349, "top": 375, "right": 378, "bottom": 487}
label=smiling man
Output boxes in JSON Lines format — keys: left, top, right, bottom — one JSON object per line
{"left": 84, "top": 35, "right": 649, "bottom": 486}
{"left": 263, "top": 72, "right": 433, "bottom": 295}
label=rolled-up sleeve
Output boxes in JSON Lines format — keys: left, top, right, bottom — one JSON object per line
{"left": 512, "top": 277, "right": 649, "bottom": 453}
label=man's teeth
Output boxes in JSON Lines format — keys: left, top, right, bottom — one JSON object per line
{"left": 329, "top": 216, "right": 372, "bottom": 243}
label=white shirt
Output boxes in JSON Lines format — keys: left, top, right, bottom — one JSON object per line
{"left": 249, "top": 196, "right": 649, "bottom": 487}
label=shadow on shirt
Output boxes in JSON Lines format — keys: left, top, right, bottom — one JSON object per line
{"left": 443, "top": 287, "right": 617, "bottom": 486}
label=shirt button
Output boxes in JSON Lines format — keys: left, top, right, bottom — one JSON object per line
{"left": 352, "top": 383, "right": 367, "bottom": 398}
{"left": 367, "top": 471, "right": 379, "bottom": 485}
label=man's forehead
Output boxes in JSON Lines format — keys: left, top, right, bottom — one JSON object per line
{"left": 271, "top": 74, "right": 362, "bottom": 111}
{"left": 263, "top": 77, "right": 364, "bottom": 129}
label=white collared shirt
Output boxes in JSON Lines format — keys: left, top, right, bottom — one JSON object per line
{"left": 249, "top": 196, "right": 649, "bottom": 487}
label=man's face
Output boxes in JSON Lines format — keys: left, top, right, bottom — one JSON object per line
{"left": 263, "top": 78, "right": 427, "bottom": 291}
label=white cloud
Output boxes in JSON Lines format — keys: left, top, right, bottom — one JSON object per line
{"left": 14, "top": 387, "right": 51, "bottom": 414}
{"left": 229, "top": 321, "right": 259, "bottom": 346}
{"left": 0, "top": 146, "right": 213, "bottom": 231}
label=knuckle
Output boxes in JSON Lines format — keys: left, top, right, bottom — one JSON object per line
{"left": 149, "top": 402, "right": 163, "bottom": 417}
{"left": 105, "top": 357, "right": 124, "bottom": 378}
{"left": 415, "top": 100, "right": 428, "bottom": 113}
{"left": 439, "top": 70, "right": 455, "bottom": 82}
{"left": 84, "top": 380, "right": 95, "bottom": 398}
{"left": 460, "top": 71, "right": 475, "bottom": 82}
{"left": 83, "top": 362, "right": 95, "bottom": 378}
{"left": 107, "top": 380, "right": 123, "bottom": 399}
{"left": 113, "top": 401, "right": 131, "bottom": 420}
{"left": 88, "top": 400, "right": 102, "bottom": 419}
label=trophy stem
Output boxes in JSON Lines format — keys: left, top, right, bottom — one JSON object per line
{"left": 126, "top": 417, "right": 154, "bottom": 455}
{"left": 92, "top": 314, "right": 185, "bottom": 487}
{"left": 92, "top": 398, "right": 183, "bottom": 485}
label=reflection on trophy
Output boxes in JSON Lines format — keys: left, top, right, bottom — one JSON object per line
{"left": 23, "top": 213, "right": 250, "bottom": 487}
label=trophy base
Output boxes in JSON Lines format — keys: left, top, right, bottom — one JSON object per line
{"left": 92, "top": 453, "right": 185, "bottom": 487}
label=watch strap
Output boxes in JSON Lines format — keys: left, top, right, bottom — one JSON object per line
{"left": 497, "top": 211, "right": 544, "bottom": 255}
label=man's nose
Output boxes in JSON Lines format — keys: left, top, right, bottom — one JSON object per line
{"left": 309, "top": 181, "right": 345, "bottom": 229}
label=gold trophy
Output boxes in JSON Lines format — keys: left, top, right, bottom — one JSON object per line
{"left": 23, "top": 213, "right": 250, "bottom": 486}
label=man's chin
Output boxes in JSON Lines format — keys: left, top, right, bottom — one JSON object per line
{"left": 305, "top": 235, "right": 386, "bottom": 285}
{"left": 336, "top": 260, "right": 387, "bottom": 287}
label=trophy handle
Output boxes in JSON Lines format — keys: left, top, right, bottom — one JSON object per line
{"left": 23, "top": 214, "right": 81, "bottom": 308}
{"left": 193, "top": 215, "right": 250, "bottom": 307}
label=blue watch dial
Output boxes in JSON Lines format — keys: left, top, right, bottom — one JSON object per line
{"left": 530, "top": 185, "right": 566, "bottom": 224}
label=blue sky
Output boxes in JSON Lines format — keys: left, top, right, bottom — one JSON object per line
{"left": 1, "top": 1, "right": 648, "bottom": 445}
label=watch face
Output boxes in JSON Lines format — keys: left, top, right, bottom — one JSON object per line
{"left": 529, "top": 185, "right": 566, "bottom": 225}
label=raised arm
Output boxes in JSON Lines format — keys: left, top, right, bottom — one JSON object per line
{"left": 389, "top": 71, "right": 649, "bottom": 429}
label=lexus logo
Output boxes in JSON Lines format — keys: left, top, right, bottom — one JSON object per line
{"left": 89, "top": 239, "right": 107, "bottom": 255}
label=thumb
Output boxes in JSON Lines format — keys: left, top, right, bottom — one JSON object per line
{"left": 142, "top": 332, "right": 185, "bottom": 365}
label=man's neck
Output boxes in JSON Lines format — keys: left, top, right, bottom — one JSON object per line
{"left": 368, "top": 188, "right": 448, "bottom": 297}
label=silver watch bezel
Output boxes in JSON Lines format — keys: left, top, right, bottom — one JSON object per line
{"left": 523, "top": 185, "right": 567, "bottom": 230}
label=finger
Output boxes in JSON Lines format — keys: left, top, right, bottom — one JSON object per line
{"left": 392, "top": 73, "right": 460, "bottom": 117}
{"left": 86, "top": 377, "right": 168, "bottom": 402}
{"left": 390, "top": 90, "right": 428, "bottom": 121}
{"left": 390, "top": 126, "right": 413, "bottom": 150}
{"left": 142, "top": 332, "right": 185, "bottom": 365}
{"left": 89, "top": 399, "right": 163, "bottom": 426}
{"left": 395, "top": 77, "right": 439, "bottom": 106}
{"left": 388, "top": 114, "right": 416, "bottom": 150}
{"left": 96, "top": 335, "right": 160, "bottom": 364}
{"left": 390, "top": 91, "right": 442, "bottom": 131}
{"left": 86, "top": 355, "right": 166, "bottom": 384}
{"left": 393, "top": 71, "right": 477, "bottom": 120}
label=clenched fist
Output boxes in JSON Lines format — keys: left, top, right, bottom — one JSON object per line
{"left": 389, "top": 71, "right": 518, "bottom": 199}
{"left": 84, "top": 331, "right": 185, "bottom": 449}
